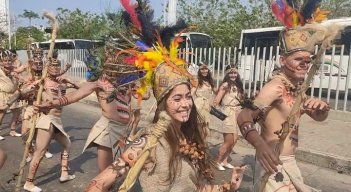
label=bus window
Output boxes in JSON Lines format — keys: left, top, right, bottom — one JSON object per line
{"left": 35, "top": 39, "right": 102, "bottom": 50}
{"left": 38, "top": 42, "right": 75, "bottom": 49}
{"left": 325, "top": 26, "right": 351, "bottom": 55}
{"left": 189, "top": 34, "right": 212, "bottom": 48}
{"left": 75, "top": 40, "right": 95, "bottom": 49}
{"left": 241, "top": 30, "right": 280, "bottom": 58}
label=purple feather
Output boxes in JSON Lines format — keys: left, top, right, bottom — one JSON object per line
{"left": 135, "top": 40, "right": 150, "bottom": 51}
{"left": 301, "top": 0, "right": 322, "bottom": 21}
{"left": 276, "top": 0, "right": 286, "bottom": 12}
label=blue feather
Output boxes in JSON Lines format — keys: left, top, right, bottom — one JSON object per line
{"left": 301, "top": 0, "right": 322, "bottom": 21}
{"left": 115, "top": 72, "right": 146, "bottom": 85}
{"left": 276, "top": 0, "right": 286, "bottom": 12}
{"left": 136, "top": 40, "right": 150, "bottom": 51}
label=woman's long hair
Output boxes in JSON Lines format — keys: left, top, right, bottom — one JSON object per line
{"left": 153, "top": 84, "right": 213, "bottom": 184}
{"left": 197, "top": 67, "right": 215, "bottom": 89}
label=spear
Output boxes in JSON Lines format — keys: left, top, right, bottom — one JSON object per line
{"left": 15, "top": 11, "right": 58, "bottom": 192}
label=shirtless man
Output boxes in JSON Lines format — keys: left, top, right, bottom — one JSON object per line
{"left": 22, "top": 58, "right": 77, "bottom": 192}
{"left": 1, "top": 49, "right": 61, "bottom": 160}
{"left": 237, "top": 30, "right": 330, "bottom": 191}
{"left": 0, "top": 52, "right": 22, "bottom": 140}
{"left": 37, "top": 54, "right": 131, "bottom": 173}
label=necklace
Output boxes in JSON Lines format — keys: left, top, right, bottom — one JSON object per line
{"left": 272, "top": 73, "right": 299, "bottom": 97}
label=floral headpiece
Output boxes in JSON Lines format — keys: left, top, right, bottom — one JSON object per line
{"left": 225, "top": 66, "right": 238, "bottom": 74}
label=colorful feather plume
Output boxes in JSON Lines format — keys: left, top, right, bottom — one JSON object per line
{"left": 271, "top": 0, "right": 329, "bottom": 28}
{"left": 301, "top": 0, "right": 322, "bottom": 21}
{"left": 118, "top": 0, "right": 192, "bottom": 96}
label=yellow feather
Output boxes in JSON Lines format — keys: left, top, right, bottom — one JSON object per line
{"left": 144, "top": 61, "right": 150, "bottom": 70}
{"left": 170, "top": 41, "right": 178, "bottom": 59}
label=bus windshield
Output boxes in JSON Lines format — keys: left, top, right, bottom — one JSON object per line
{"left": 178, "top": 32, "right": 212, "bottom": 50}
{"left": 35, "top": 39, "right": 102, "bottom": 49}
{"left": 189, "top": 34, "right": 212, "bottom": 48}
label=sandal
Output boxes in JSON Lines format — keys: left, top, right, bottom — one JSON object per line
{"left": 59, "top": 152, "right": 75, "bottom": 183}
{"left": 59, "top": 174, "right": 76, "bottom": 183}
{"left": 10, "top": 131, "right": 22, "bottom": 137}
{"left": 24, "top": 179, "right": 42, "bottom": 192}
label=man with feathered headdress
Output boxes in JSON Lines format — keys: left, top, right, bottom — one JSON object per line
{"left": 237, "top": 1, "right": 342, "bottom": 191}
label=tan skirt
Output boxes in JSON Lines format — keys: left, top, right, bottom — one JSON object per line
{"left": 36, "top": 114, "right": 69, "bottom": 139}
{"left": 217, "top": 106, "right": 239, "bottom": 134}
{"left": 23, "top": 105, "right": 36, "bottom": 128}
{"left": 0, "top": 92, "right": 22, "bottom": 109}
{"left": 83, "top": 116, "right": 127, "bottom": 153}
{"left": 194, "top": 97, "right": 211, "bottom": 124}
{"left": 253, "top": 155, "right": 314, "bottom": 192}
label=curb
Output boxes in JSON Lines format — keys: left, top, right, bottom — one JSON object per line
{"left": 77, "top": 96, "right": 351, "bottom": 176}
{"left": 296, "top": 147, "right": 351, "bottom": 175}
{"left": 209, "top": 129, "right": 351, "bottom": 176}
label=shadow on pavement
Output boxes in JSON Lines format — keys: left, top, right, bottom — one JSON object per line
{"left": 36, "top": 151, "right": 96, "bottom": 186}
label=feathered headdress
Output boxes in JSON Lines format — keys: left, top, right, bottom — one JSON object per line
{"left": 119, "top": 0, "right": 195, "bottom": 101}
{"left": 272, "top": 0, "right": 342, "bottom": 54}
{"left": 271, "top": 0, "right": 330, "bottom": 28}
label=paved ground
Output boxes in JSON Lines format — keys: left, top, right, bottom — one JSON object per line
{"left": 0, "top": 101, "right": 350, "bottom": 191}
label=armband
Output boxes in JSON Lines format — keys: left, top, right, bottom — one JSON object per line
{"left": 121, "top": 137, "right": 147, "bottom": 167}
{"left": 58, "top": 96, "right": 69, "bottom": 106}
{"left": 253, "top": 100, "right": 271, "bottom": 114}
{"left": 249, "top": 99, "right": 271, "bottom": 123}
{"left": 240, "top": 122, "right": 257, "bottom": 139}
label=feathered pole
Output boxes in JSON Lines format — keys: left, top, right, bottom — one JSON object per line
{"left": 26, "top": 37, "right": 35, "bottom": 75}
{"left": 26, "top": 37, "right": 34, "bottom": 61}
{"left": 15, "top": 11, "right": 58, "bottom": 192}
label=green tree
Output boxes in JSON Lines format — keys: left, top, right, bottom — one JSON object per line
{"left": 322, "top": 0, "right": 351, "bottom": 18}
{"left": 56, "top": 8, "right": 110, "bottom": 40}
{"left": 13, "top": 27, "right": 45, "bottom": 49}
{"left": 178, "top": 0, "right": 277, "bottom": 47}
{"left": 19, "top": 9, "right": 40, "bottom": 26}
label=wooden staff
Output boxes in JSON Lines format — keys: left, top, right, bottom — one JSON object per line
{"left": 15, "top": 11, "right": 58, "bottom": 192}
{"left": 143, "top": 100, "right": 156, "bottom": 121}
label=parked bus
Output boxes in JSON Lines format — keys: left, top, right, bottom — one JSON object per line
{"left": 238, "top": 18, "right": 351, "bottom": 91}
{"left": 177, "top": 32, "right": 213, "bottom": 64}
{"left": 32, "top": 39, "right": 103, "bottom": 49}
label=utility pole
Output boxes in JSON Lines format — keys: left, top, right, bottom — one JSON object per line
{"left": 163, "top": 0, "right": 167, "bottom": 26}
{"left": 167, "top": 0, "right": 177, "bottom": 25}
{"left": 5, "top": 0, "right": 10, "bottom": 49}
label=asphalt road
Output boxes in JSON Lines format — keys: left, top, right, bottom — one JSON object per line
{"left": 0, "top": 102, "right": 350, "bottom": 192}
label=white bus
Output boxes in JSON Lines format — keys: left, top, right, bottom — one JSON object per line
{"left": 238, "top": 18, "right": 351, "bottom": 91}
{"left": 177, "top": 32, "right": 213, "bottom": 64}
{"left": 32, "top": 39, "right": 103, "bottom": 49}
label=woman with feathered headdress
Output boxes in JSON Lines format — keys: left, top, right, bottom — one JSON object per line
{"left": 84, "top": 1, "right": 247, "bottom": 192}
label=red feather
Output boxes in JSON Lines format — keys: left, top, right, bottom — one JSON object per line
{"left": 272, "top": 3, "right": 285, "bottom": 24}
{"left": 120, "top": 0, "right": 142, "bottom": 31}
{"left": 123, "top": 56, "right": 137, "bottom": 65}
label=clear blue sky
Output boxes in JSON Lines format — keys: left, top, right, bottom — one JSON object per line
{"left": 10, "top": 0, "right": 164, "bottom": 27}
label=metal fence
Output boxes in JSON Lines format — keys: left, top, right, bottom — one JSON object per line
{"left": 57, "top": 49, "right": 89, "bottom": 80}
{"left": 18, "top": 46, "right": 351, "bottom": 112}
{"left": 180, "top": 45, "right": 351, "bottom": 112}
